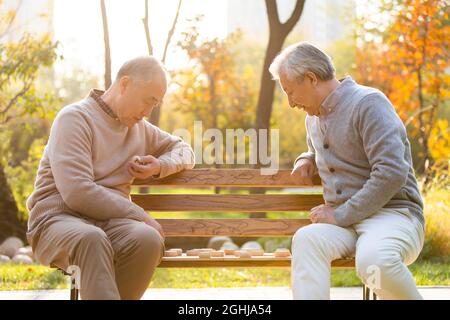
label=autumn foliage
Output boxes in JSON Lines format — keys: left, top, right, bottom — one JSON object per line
{"left": 354, "top": 0, "right": 450, "bottom": 178}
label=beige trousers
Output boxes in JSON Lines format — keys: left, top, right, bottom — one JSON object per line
{"left": 30, "top": 213, "right": 165, "bottom": 300}
{"left": 291, "top": 208, "right": 425, "bottom": 300}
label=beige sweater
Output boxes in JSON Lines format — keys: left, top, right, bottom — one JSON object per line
{"left": 26, "top": 92, "right": 195, "bottom": 243}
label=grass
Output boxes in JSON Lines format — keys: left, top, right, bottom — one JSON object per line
{"left": 421, "top": 187, "right": 450, "bottom": 259}
{"left": 0, "top": 264, "right": 67, "bottom": 291}
{"left": 1, "top": 259, "right": 448, "bottom": 291}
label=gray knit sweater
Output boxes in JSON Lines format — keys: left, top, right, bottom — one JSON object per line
{"left": 296, "top": 76, "right": 424, "bottom": 228}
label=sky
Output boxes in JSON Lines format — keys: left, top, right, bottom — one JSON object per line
{"left": 5, "top": 0, "right": 374, "bottom": 86}
{"left": 53, "top": 0, "right": 228, "bottom": 79}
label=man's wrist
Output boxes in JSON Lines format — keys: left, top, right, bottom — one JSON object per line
{"left": 152, "top": 159, "right": 162, "bottom": 178}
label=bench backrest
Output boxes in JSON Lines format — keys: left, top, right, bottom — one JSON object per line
{"left": 132, "top": 169, "right": 322, "bottom": 238}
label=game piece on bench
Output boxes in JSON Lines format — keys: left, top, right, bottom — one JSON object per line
{"left": 220, "top": 241, "right": 239, "bottom": 255}
{"left": 223, "top": 249, "right": 236, "bottom": 255}
{"left": 186, "top": 249, "right": 199, "bottom": 256}
{"left": 164, "top": 250, "right": 179, "bottom": 257}
{"left": 274, "top": 248, "right": 291, "bottom": 257}
{"left": 167, "top": 248, "right": 182, "bottom": 256}
{"left": 234, "top": 250, "right": 251, "bottom": 258}
{"left": 198, "top": 251, "right": 212, "bottom": 259}
{"left": 210, "top": 250, "right": 225, "bottom": 257}
{"left": 245, "top": 248, "right": 264, "bottom": 256}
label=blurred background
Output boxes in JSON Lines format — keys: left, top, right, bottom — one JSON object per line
{"left": 0, "top": 0, "right": 448, "bottom": 289}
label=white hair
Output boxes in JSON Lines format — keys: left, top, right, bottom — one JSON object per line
{"left": 116, "top": 56, "right": 169, "bottom": 84}
{"left": 269, "top": 42, "right": 335, "bottom": 82}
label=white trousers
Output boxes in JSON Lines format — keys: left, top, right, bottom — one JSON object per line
{"left": 291, "top": 208, "right": 424, "bottom": 300}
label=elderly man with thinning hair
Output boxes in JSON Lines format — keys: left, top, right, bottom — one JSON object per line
{"left": 26, "top": 56, "right": 195, "bottom": 300}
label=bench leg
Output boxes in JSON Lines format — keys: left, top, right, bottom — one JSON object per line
{"left": 363, "top": 284, "right": 377, "bottom": 300}
{"left": 69, "top": 274, "right": 79, "bottom": 300}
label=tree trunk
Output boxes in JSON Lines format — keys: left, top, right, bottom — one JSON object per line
{"left": 417, "top": 67, "right": 430, "bottom": 174}
{"left": 0, "top": 163, "right": 27, "bottom": 243}
{"left": 142, "top": 0, "right": 154, "bottom": 56}
{"left": 101, "top": 0, "right": 112, "bottom": 89}
{"left": 250, "top": 0, "right": 305, "bottom": 219}
{"left": 255, "top": 35, "right": 285, "bottom": 131}
{"left": 255, "top": 0, "right": 305, "bottom": 132}
{"left": 147, "top": 0, "right": 183, "bottom": 127}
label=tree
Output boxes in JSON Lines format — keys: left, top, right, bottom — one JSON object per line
{"left": 251, "top": 0, "right": 305, "bottom": 218}
{"left": 354, "top": 0, "right": 450, "bottom": 180}
{"left": 100, "top": 0, "right": 112, "bottom": 89}
{"left": 0, "top": 31, "right": 58, "bottom": 241}
{"left": 142, "top": 0, "right": 183, "bottom": 126}
{"left": 173, "top": 17, "right": 256, "bottom": 159}
{"left": 255, "top": 0, "right": 305, "bottom": 134}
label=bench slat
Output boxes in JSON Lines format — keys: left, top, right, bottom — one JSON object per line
{"left": 157, "top": 218, "right": 310, "bottom": 237}
{"left": 131, "top": 194, "right": 324, "bottom": 212}
{"left": 159, "top": 256, "right": 355, "bottom": 268}
{"left": 134, "top": 169, "right": 322, "bottom": 187}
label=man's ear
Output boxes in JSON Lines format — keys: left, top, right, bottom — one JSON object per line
{"left": 119, "top": 76, "right": 131, "bottom": 94}
{"left": 305, "top": 72, "right": 318, "bottom": 86}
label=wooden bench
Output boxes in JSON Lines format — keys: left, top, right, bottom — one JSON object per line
{"left": 61, "top": 168, "right": 376, "bottom": 300}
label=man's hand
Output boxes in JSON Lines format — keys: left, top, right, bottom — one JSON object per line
{"left": 142, "top": 214, "right": 165, "bottom": 239}
{"left": 291, "top": 158, "right": 315, "bottom": 185}
{"left": 309, "top": 204, "right": 338, "bottom": 225}
{"left": 127, "top": 155, "right": 161, "bottom": 180}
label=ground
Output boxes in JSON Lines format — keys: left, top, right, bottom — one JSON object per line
{"left": 0, "top": 286, "right": 449, "bottom": 300}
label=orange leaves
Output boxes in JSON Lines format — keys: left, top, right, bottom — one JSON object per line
{"left": 429, "top": 119, "right": 450, "bottom": 162}
{"left": 354, "top": 0, "right": 449, "bottom": 169}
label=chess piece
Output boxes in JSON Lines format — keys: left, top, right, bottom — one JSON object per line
{"left": 164, "top": 250, "right": 179, "bottom": 257}
{"left": 198, "top": 251, "right": 211, "bottom": 259}
{"left": 210, "top": 250, "right": 225, "bottom": 257}
{"left": 234, "top": 250, "right": 251, "bottom": 258}
{"left": 220, "top": 241, "right": 239, "bottom": 255}
{"left": 167, "top": 248, "right": 182, "bottom": 256}
{"left": 245, "top": 249, "right": 264, "bottom": 256}
{"left": 187, "top": 249, "right": 199, "bottom": 256}
{"left": 274, "top": 248, "right": 291, "bottom": 257}
{"left": 223, "top": 249, "right": 235, "bottom": 255}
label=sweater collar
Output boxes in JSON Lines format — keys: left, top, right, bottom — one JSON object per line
{"left": 89, "top": 89, "right": 119, "bottom": 121}
{"left": 319, "top": 76, "right": 356, "bottom": 117}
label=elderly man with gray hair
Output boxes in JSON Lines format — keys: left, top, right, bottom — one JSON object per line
{"left": 270, "top": 42, "right": 424, "bottom": 300}
{"left": 26, "top": 56, "right": 195, "bottom": 299}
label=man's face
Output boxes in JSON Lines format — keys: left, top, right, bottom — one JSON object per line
{"left": 279, "top": 72, "right": 320, "bottom": 116}
{"left": 116, "top": 75, "right": 167, "bottom": 128}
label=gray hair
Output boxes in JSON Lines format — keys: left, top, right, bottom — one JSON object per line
{"left": 116, "top": 56, "right": 169, "bottom": 84}
{"left": 269, "top": 42, "right": 335, "bottom": 82}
